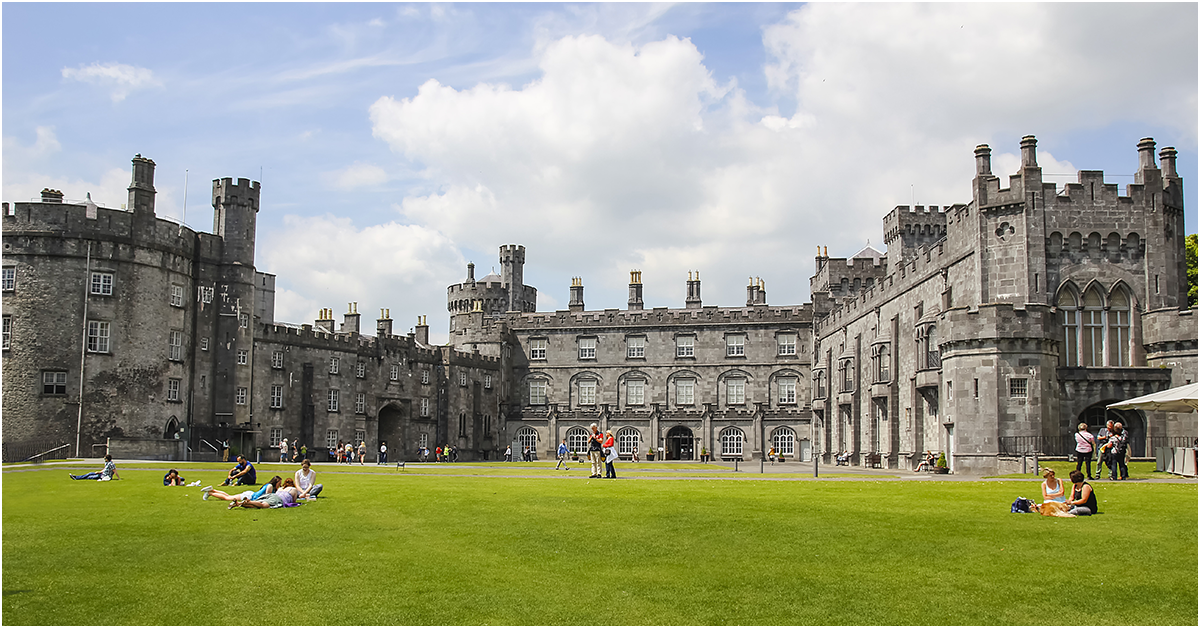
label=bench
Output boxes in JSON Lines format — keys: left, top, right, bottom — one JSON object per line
{"left": 865, "top": 453, "right": 883, "bottom": 468}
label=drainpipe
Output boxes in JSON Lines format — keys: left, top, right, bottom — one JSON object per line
{"left": 75, "top": 241, "right": 92, "bottom": 458}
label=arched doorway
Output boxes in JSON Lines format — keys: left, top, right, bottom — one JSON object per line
{"left": 378, "top": 401, "right": 408, "bottom": 460}
{"left": 666, "top": 426, "right": 694, "bottom": 460}
{"left": 163, "top": 416, "right": 180, "bottom": 440}
{"left": 1079, "top": 402, "right": 1144, "bottom": 457}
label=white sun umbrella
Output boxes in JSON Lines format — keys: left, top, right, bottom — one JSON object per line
{"left": 1106, "top": 383, "right": 1199, "bottom": 413}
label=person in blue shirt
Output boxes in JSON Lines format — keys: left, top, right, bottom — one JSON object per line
{"left": 555, "top": 439, "right": 569, "bottom": 470}
{"left": 224, "top": 455, "right": 257, "bottom": 485}
{"left": 70, "top": 454, "right": 119, "bottom": 481}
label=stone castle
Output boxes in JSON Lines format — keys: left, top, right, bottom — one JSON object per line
{"left": 3, "top": 136, "right": 1195, "bottom": 472}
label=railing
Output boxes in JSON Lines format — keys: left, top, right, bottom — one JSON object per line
{"left": 998, "top": 436, "right": 1070, "bottom": 456}
{"left": 199, "top": 439, "right": 219, "bottom": 453}
{"left": 1150, "top": 436, "right": 1198, "bottom": 450}
{"left": 2, "top": 439, "right": 73, "bottom": 463}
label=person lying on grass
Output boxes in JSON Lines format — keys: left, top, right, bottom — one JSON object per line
{"left": 230, "top": 478, "right": 302, "bottom": 509}
{"left": 69, "top": 454, "right": 119, "bottom": 481}
{"left": 163, "top": 469, "right": 186, "bottom": 486}
{"left": 203, "top": 476, "right": 280, "bottom": 502}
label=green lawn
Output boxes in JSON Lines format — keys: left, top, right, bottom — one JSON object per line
{"left": 4, "top": 463, "right": 1195, "bottom": 625}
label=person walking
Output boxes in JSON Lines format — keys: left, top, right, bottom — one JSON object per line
{"left": 603, "top": 429, "right": 618, "bottom": 479}
{"left": 1073, "top": 423, "right": 1096, "bottom": 479}
{"left": 587, "top": 423, "right": 604, "bottom": 478}
{"left": 504, "top": 445, "right": 511, "bottom": 462}
{"left": 358, "top": 441, "right": 366, "bottom": 466}
{"left": 279, "top": 437, "right": 289, "bottom": 463}
{"left": 555, "top": 439, "right": 569, "bottom": 470}
{"left": 1094, "top": 420, "right": 1113, "bottom": 480}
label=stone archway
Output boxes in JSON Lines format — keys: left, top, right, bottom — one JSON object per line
{"left": 378, "top": 401, "right": 409, "bottom": 461}
{"left": 1079, "top": 402, "right": 1145, "bottom": 457}
{"left": 666, "top": 425, "right": 694, "bottom": 460}
{"left": 163, "top": 416, "right": 180, "bottom": 440}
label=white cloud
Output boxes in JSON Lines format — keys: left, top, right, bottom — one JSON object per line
{"left": 2, "top": 167, "right": 128, "bottom": 208}
{"left": 61, "top": 62, "right": 160, "bottom": 102}
{"left": 258, "top": 214, "right": 464, "bottom": 343}
{"left": 325, "top": 162, "right": 390, "bottom": 190}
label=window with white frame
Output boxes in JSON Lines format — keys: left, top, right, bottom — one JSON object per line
{"left": 270, "top": 427, "right": 283, "bottom": 443}
{"left": 567, "top": 427, "right": 589, "bottom": 453}
{"left": 390, "top": 364, "right": 399, "bottom": 381}
{"left": 355, "top": 430, "right": 365, "bottom": 446}
{"left": 421, "top": 369, "right": 429, "bottom": 384}
{"left": 676, "top": 335, "right": 694, "bottom": 357}
{"left": 330, "top": 357, "right": 340, "bottom": 375}
{"left": 239, "top": 312, "right": 249, "bottom": 328}
{"left": 235, "top": 387, "right": 247, "bottom": 405}
{"left": 676, "top": 378, "right": 695, "bottom": 405}
{"left": 272, "top": 351, "right": 283, "bottom": 369}
{"left": 626, "top": 379, "right": 645, "bottom": 405}
{"left": 355, "top": 392, "right": 366, "bottom": 414}
{"left": 778, "top": 333, "right": 797, "bottom": 356}
{"left": 169, "top": 331, "right": 183, "bottom": 361}
{"left": 167, "top": 378, "right": 181, "bottom": 402}
{"left": 1059, "top": 291, "right": 1080, "bottom": 367}
{"left": 778, "top": 377, "right": 797, "bottom": 404}
{"left": 328, "top": 389, "right": 340, "bottom": 412}
{"left": 484, "top": 374, "right": 492, "bottom": 389}
{"left": 517, "top": 426, "right": 538, "bottom": 452}
{"left": 726, "top": 335, "right": 745, "bottom": 357}
{"left": 529, "top": 338, "right": 547, "bottom": 360}
{"left": 773, "top": 427, "right": 796, "bottom": 456}
{"left": 327, "top": 429, "right": 339, "bottom": 449}
{"left": 726, "top": 378, "right": 746, "bottom": 405}
{"left": 170, "top": 284, "right": 185, "bottom": 307}
{"left": 529, "top": 379, "right": 547, "bottom": 405}
{"left": 627, "top": 336, "right": 645, "bottom": 358}
{"left": 87, "top": 321, "right": 110, "bottom": 353}
{"left": 2, "top": 315, "right": 10, "bottom": 350}
{"left": 420, "top": 397, "right": 430, "bottom": 416}
{"left": 200, "top": 337, "right": 209, "bottom": 351}
{"left": 90, "top": 272, "right": 113, "bottom": 295}
{"left": 617, "top": 427, "right": 641, "bottom": 455}
{"left": 578, "top": 337, "right": 596, "bottom": 360}
{"left": 42, "top": 371, "right": 67, "bottom": 395}
{"left": 270, "top": 384, "right": 283, "bottom": 408}
{"left": 1, "top": 268, "right": 14, "bottom": 291}
{"left": 419, "top": 433, "right": 429, "bottom": 449}
{"left": 198, "top": 285, "right": 214, "bottom": 303}
{"left": 720, "top": 427, "right": 745, "bottom": 456}
{"left": 578, "top": 379, "right": 597, "bottom": 406}
{"left": 236, "top": 349, "right": 248, "bottom": 365}
{"left": 1010, "top": 378, "right": 1028, "bottom": 398}
{"left": 357, "top": 362, "right": 366, "bottom": 378}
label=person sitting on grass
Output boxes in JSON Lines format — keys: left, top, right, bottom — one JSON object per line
{"left": 1064, "top": 470, "right": 1097, "bottom": 516}
{"left": 202, "top": 476, "right": 281, "bottom": 502}
{"left": 163, "top": 469, "right": 186, "bottom": 486}
{"left": 294, "top": 459, "right": 323, "bottom": 499}
{"left": 70, "top": 454, "right": 119, "bottom": 481}
{"left": 1041, "top": 467, "right": 1066, "bottom": 503}
{"left": 223, "top": 455, "right": 257, "bottom": 486}
{"left": 231, "top": 478, "right": 301, "bottom": 509}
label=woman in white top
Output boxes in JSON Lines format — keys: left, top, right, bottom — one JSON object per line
{"left": 1072, "top": 423, "right": 1096, "bottom": 480}
{"left": 1041, "top": 467, "right": 1066, "bottom": 503}
{"left": 294, "top": 459, "right": 323, "bottom": 499}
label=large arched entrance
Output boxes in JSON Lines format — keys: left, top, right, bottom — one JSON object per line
{"left": 378, "top": 401, "right": 409, "bottom": 461}
{"left": 666, "top": 426, "right": 694, "bottom": 460}
{"left": 1079, "top": 402, "right": 1144, "bottom": 457}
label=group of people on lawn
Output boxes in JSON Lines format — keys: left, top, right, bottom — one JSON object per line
{"left": 1071, "top": 420, "right": 1132, "bottom": 481}
{"left": 1040, "top": 465, "right": 1098, "bottom": 516}
{"left": 201, "top": 457, "right": 323, "bottom": 509}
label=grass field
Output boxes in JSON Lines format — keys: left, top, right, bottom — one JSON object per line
{"left": 3, "top": 462, "right": 1195, "bottom": 625}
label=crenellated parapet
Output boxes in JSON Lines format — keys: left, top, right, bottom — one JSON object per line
{"left": 501, "top": 303, "right": 812, "bottom": 331}
{"left": 883, "top": 205, "right": 949, "bottom": 268}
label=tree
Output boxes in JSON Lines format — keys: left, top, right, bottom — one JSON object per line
{"left": 1187, "top": 234, "right": 1197, "bottom": 309}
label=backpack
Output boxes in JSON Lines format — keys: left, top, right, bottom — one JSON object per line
{"left": 1010, "top": 497, "right": 1034, "bottom": 513}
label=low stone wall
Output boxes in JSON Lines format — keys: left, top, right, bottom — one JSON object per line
{"left": 106, "top": 438, "right": 186, "bottom": 461}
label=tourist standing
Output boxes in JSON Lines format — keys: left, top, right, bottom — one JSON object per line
{"left": 1109, "top": 422, "right": 1129, "bottom": 480}
{"left": 1073, "top": 423, "right": 1096, "bottom": 479}
{"left": 358, "top": 441, "right": 367, "bottom": 466}
{"left": 603, "top": 429, "right": 618, "bottom": 479}
{"left": 504, "top": 445, "right": 511, "bottom": 462}
{"left": 1094, "top": 420, "right": 1113, "bottom": 479}
{"left": 279, "top": 437, "right": 289, "bottom": 463}
{"left": 588, "top": 423, "right": 604, "bottom": 478}
{"left": 379, "top": 441, "right": 388, "bottom": 465}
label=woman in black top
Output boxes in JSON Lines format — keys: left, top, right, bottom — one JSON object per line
{"left": 1065, "top": 470, "right": 1097, "bottom": 516}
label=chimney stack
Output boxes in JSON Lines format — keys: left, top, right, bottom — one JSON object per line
{"left": 377, "top": 308, "right": 393, "bottom": 336}
{"left": 685, "top": 271, "right": 702, "bottom": 309}
{"left": 315, "top": 308, "right": 335, "bottom": 333}
{"left": 467, "top": 262, "right": 475, "bottom": 282}
{"left": 569, "top": 277, "right": 585, "bottom": 312}
{"left": 974, "top": 144, "right": 992, "bottom": 177}
{"left": 414, "top": 315, "right": 429, "bottom": 346}
{"left": 341, "top": 302, "right": 360, "bottom": 334}
{"left": 1137, "top": 137, "right": 1157, "bottom": 171}
{"left": 1159, "top": 146, "right": 1178, "bottom": 178}
{"left": 40, "top": 188, "right": 64, "bottom": 203}
{"left": 1019, "top": 135, "right": 1038, "bottom": 168}
{"left": 628, "top": 270, "right": 643, "bottom": 310}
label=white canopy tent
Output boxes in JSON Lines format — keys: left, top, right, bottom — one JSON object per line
{"left": 1106, "top": 383, "right": 1199, "bottom": 413}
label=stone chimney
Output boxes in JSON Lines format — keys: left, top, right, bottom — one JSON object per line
{"left": 1159, "top": 146, "right": 1178, "bottom": 178}
{"left": 40, "top": 188, "right": 64, "bottom": 203}
{"left": 974, "top": 144, "right": 992, "bottom": 176}
{"left": 1138, "top": 137, "right": 1157, "bottom": 171}
{"left": 686, "top": 271, "right": 702, "bottom": 309}
{"left": 377, "top": 309, "right": 393, "bottom": 336}
{"left": 127, "top": 153, "right": 157, "bottom": 216}
{"left": 569, "top": 277, "right": 585, "bottom": 312}
{"left": 315, "top": 308, "right": 335, "bottom": 333}
{"left": 341, "top": 302, "right": 360, "bottom": 334}
{"left": 1020, "top": 135, "right": 1038, "bottom": 168}
{"left": 414, "top": 315, "right": 429, "bottom": 346}
{"left": 467, "top": 262, "right": 475, "bottom": 282}
{"left": 628, "top": 270, "right": 643, "bottom": 310}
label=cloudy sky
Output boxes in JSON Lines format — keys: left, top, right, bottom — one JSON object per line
{"left": 5, "top": 3, "right": 1196, "bottom": 344}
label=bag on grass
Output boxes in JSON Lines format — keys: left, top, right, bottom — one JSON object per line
{"left": 1010, "top": 497, "right": 1033, "bottom": 513}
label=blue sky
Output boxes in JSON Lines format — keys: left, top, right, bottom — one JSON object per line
{"left": 5, "top": 3, "right": 1196, "bottom": 343}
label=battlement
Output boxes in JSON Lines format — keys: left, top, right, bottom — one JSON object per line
{"left": 883, "top": 205, "right": 949, "bottom": 246}
{"left": 2, "top": 200, "right": 208, "bottom": 261}
{"left": 501, "top": 302, "right": 812, "bottom": 331}
{"left": 212, "top": 177, "right": 261, "bottom": 199}
{"left": 499, "top": 243, "right": 525, "bottom": 263}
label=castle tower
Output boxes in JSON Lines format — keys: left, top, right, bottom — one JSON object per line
{"left": 500, "top": 244, "right": 525, "bottom": 312}
{"left": 628, "top": 270, "right": 643, "bottom": 310}
{"left": 569, "top": 277, "right": 585, "bottom": 312}
{"left": 212, "top": 177, "right": 260, "bottom": 267}
{"left": 969, "top": 135, "right": 1047, "bottom": 305}
{"left": 685, "top": 271, "right": 702, "bottom": 309}
{"left": 127, "top": 154, "right": 157, "bottom": 218}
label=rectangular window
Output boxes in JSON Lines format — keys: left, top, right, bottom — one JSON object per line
{"left": 170, "top": 284, "right": 185, "bottom": 308}
{"left": 90, "top": 272, "right": 113, "bottom": 295}
{"left": 356, "top": 362, "right": 366, "bottom": 378}
{"left": 167, "top": 378, "right": 180, "bottom": 401}
{"left": 236, "top": 349, "right": 248, "bottom": 365}
{"left": 199, "top": 285, "right": 214, "bottom": 303}
{"left": 974, "top": 378, "right": 979, "bottom": 399}
{"left": 272, "top": 351, "right": 284, "bottom": 369}
{"left": 42, "top": 370, "right": 67, "bottom": 395}
{"left": 779, "top": 378, "right": 797, "bottom": 404}
{"left": 199, "top": 337, "right": 209, "bottom": 351}
{"left": 420, "top": 397, "right": 430, "bottom": 416}
{"left": 329, "top": 357, "right": 340, "bottom": 374}
{"left": 529, "top": 380, "right": 547, "bottom": 405}
{"left": 235, "top": 387, "right": 247, "bottom": 405}
{"left": 328, "top": 389, "right": 340, "bottom": 412}
{"left": 419, "top": 433, "right": 429, "bottom": 449}
{"left": 168, "top": 330, "right": 183, "bottom": 361}
{"left": 578, "top": 337, "right": 596, "bottom": 360}
{"left": 87, "top": 321, "right": 110, "bottom": 353}
{"left": 270, "top": 428, "right": 283, "bottom": 443}
{"left": 484, "top": 374, "right": 492, "bottom": 389}
{"left": 627, "top": 380, "right": 645, "bottom": 405}
{"left": 726, "top": 335, "right": 745, "bottom": 357}
{"left": 676, "top": 336, "right": 694, "bottom": 358}
{"left": 2, "top": 315, "right": 10, "bottom": 350}
{"left": 579, "top": 379, "right": 597, "bottom": 405}
{"left": 421, "top": 369, "right": 429, "bottom": 384}
{"left": 1010, "top": 378, "right": 1028, "bottom": 398}
{"left": 355, "top": 430, "right": 365, "bottom": 446}
{"left": 239, "top": 312, "right": 249, "bottom": 328}
{"left": 390, "top": 364, "right": 399, "bottom": 381}
{"left": 778, "top": 333, "right": 797, "bottom": 356}
{"left": 529, "top": 338, "right": 547, "bottom": 360}
{"left": 727, "top": 379, "right": 746, "bottom": 404}
{"left": 270, "top": 384, "right": 283, "bottom": 408}
{"left": 1, "top": 267, "right": 14, "bottom": 291}
{"left": 676, "top": 378, "right": 695, "bottom": 405}
{"left": 460, "top": 371, "right": 467, "bottom": 386}
{"left": 327, "top": 429, "right": 339, "bottom": 449}
{"left": 627, "top": 336, "right": 645, "bottom": 358}
{"left": 355, "top": 392, "right": 366, "bottom": 414}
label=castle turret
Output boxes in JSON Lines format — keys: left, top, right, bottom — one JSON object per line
{"left": 212, "top": 177, "right": 260, "bottom": 267}
{"left": 500, "top": 244, "right": 525, "bottom": 312}
{"left": 686, "top": 271, "right": 702, "bottom": 308}
{"left": 127, "top": 154, "right": 156, "bottom": 217}
{"left": 569, "top": 277, "right": 585, "bottom": 312}
{"left": 628, "top": 270, "right": 643, "bottom": 310}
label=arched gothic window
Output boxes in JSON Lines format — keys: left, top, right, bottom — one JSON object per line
{"left": 720, "top": 427, "right": 745, "bottom": 456}
{"left": 772, "top": 427, "right": 796, "bottom": 457}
